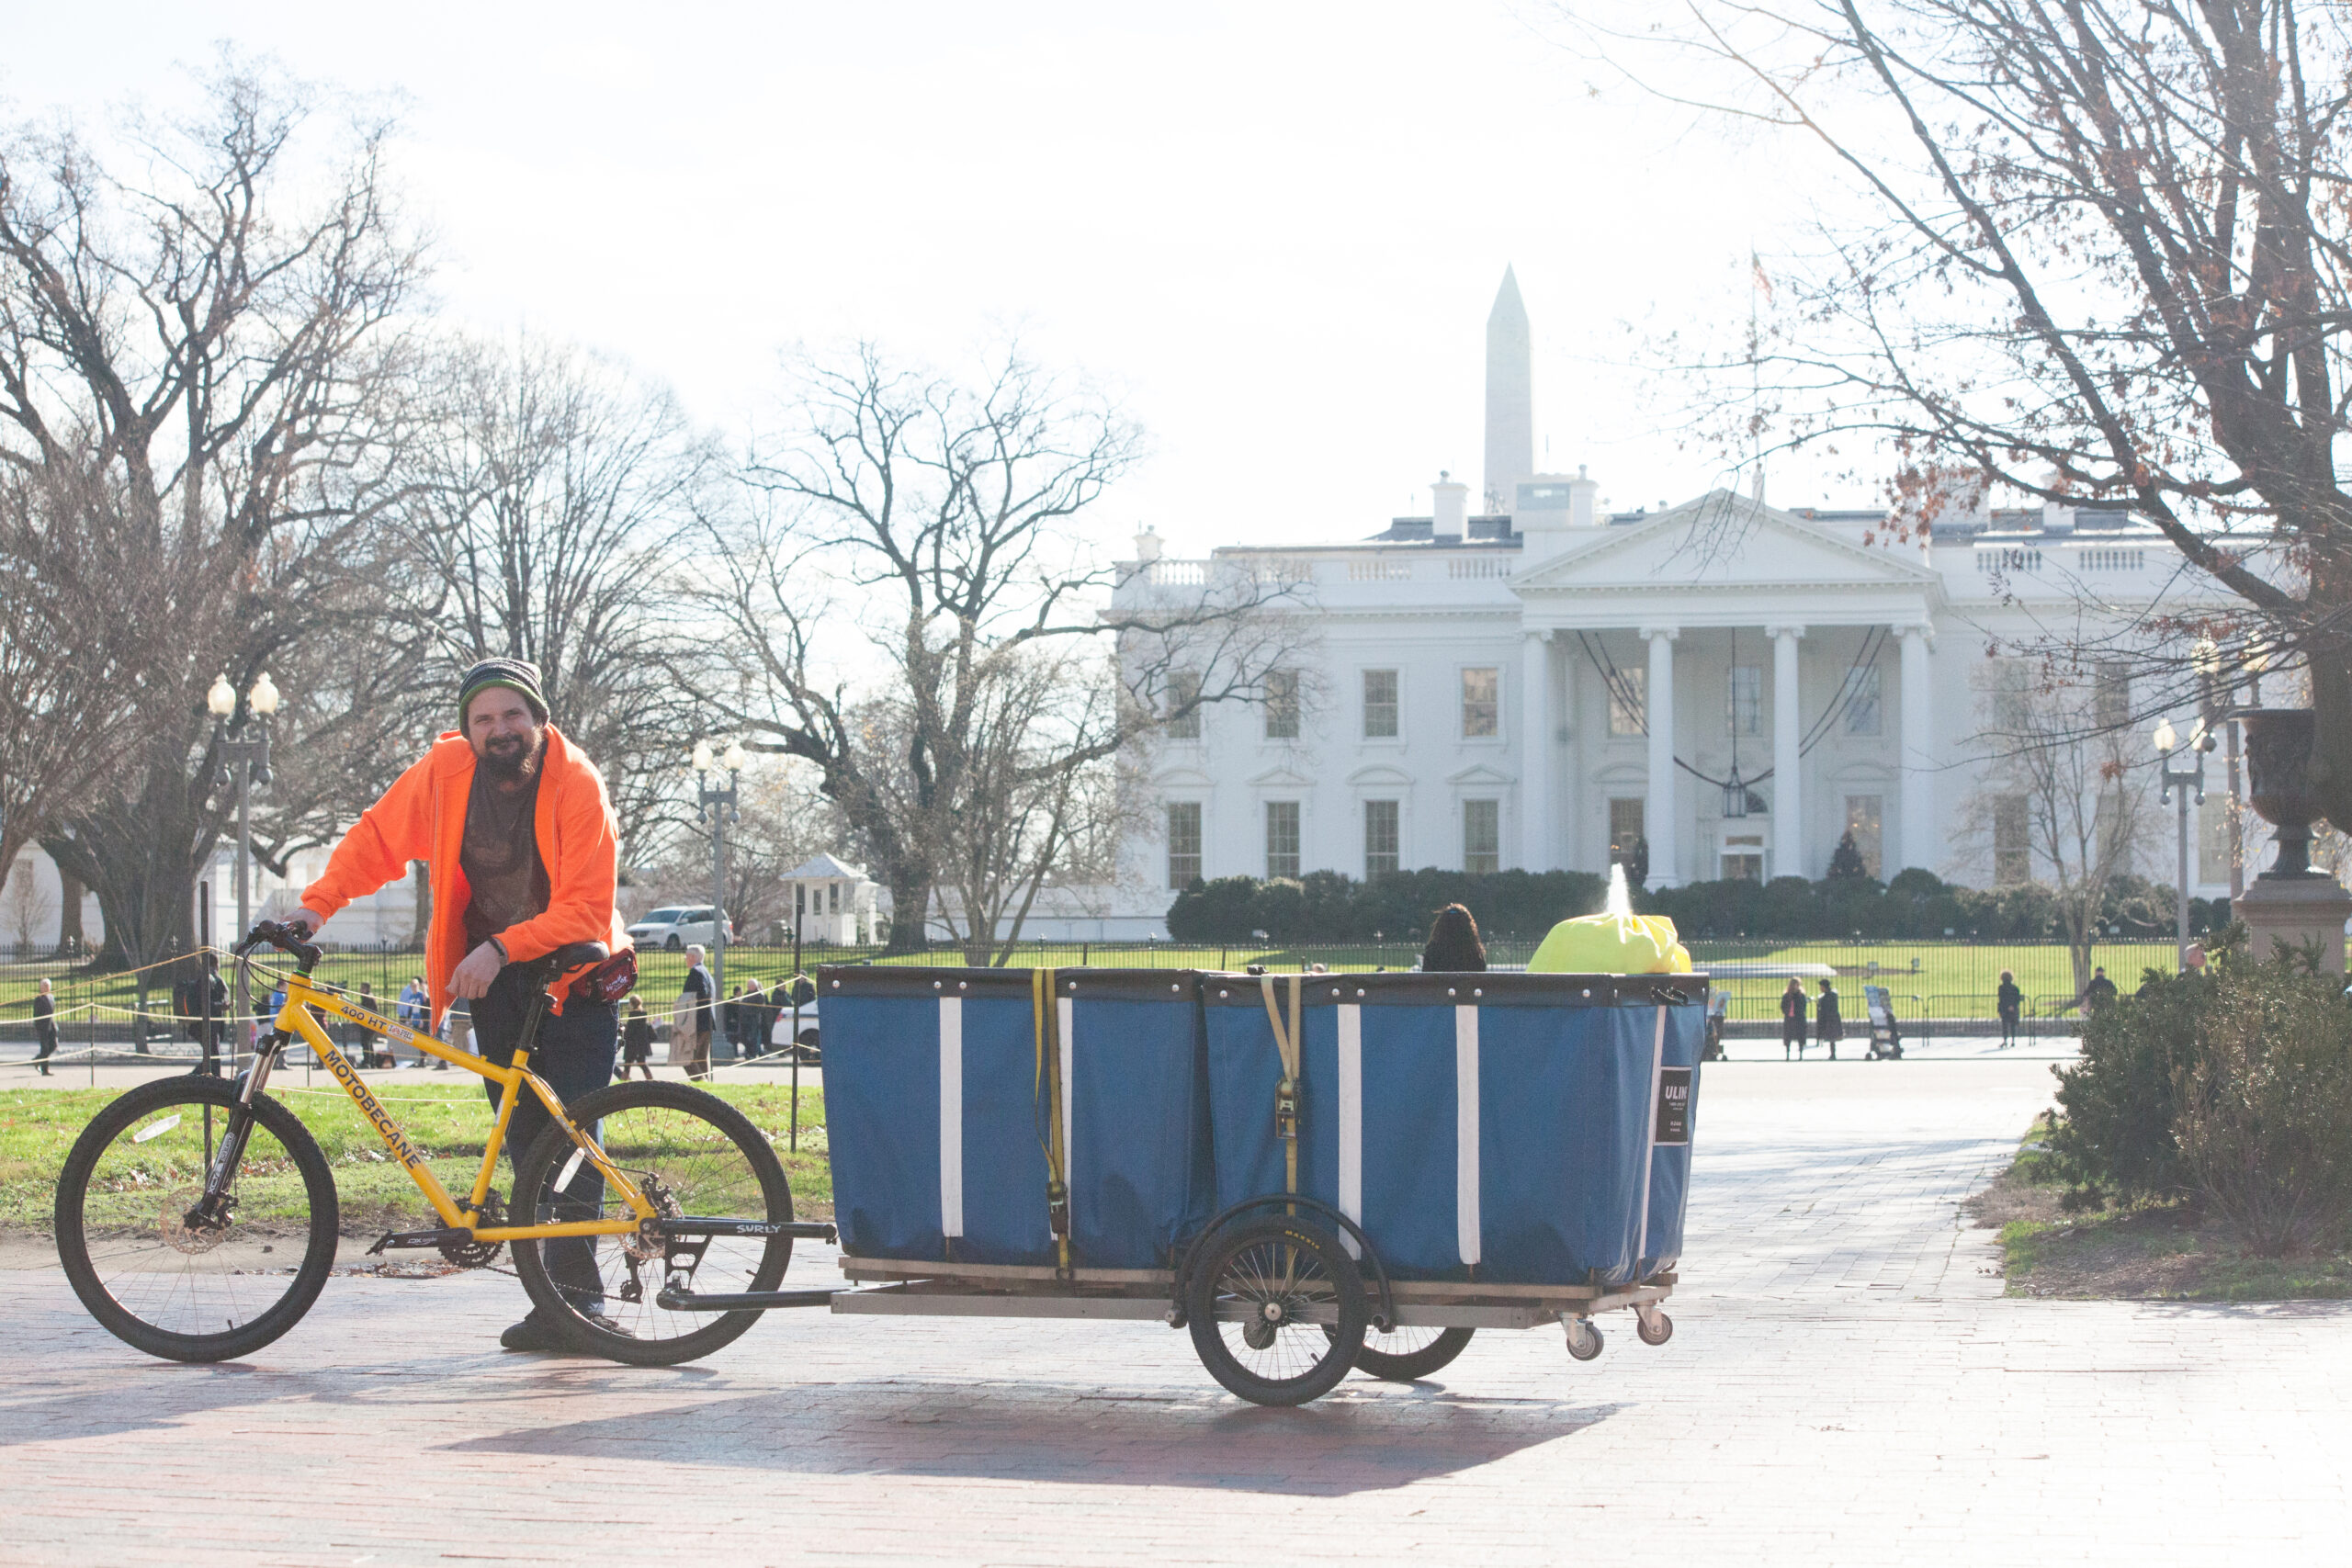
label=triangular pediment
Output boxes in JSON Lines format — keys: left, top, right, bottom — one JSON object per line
{"left": 1447, "top": 763, "right": 1516, "bottom": 786}
{"left": 1247, "top": 765, "right": 1316, "bottom": 788}
{"left": 1514, "top": 491, "right": 1936, "bottom": 593}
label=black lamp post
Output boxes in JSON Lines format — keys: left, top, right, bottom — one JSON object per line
{"left": 692, "top": 738, "right": 747, "bottom": 997}
{"left": 2153, "top": 715, "right": 2212, "bottom": 968}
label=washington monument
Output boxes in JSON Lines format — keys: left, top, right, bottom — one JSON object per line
{"left": 1483, "top": 265, "right": 1532, "bottom": 514}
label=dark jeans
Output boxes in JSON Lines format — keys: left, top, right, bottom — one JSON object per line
{"left": 33, "top": 1026, "right": 56, "bottom": 1074}
{"left": 471, "top": 964, "right": 619, "bottom": 1314}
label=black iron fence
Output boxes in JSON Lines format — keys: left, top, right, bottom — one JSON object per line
{"left": 0, "top": 935, "right": 2199, "bottom": 1058}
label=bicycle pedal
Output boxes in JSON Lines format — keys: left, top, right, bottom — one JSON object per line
{"left": 369, "top": 1227, "right": 476, "bottom": 1254}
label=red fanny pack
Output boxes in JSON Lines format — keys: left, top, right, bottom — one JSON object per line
{"left": 570, "top": 948, "right": 638, "bottom": 1006}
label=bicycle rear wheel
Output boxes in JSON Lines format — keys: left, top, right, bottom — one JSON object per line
{"left": 54, "top": 1077, "right": 339, "bottom": 1362}
{"left": 511, "top": 1081, "right": 792, "bottom": 1366}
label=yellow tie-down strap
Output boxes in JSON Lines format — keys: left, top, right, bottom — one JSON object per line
{"left": 1033, "top": 967, "right": 1071, "bottom": 1275}
{"left": 1258, "top": 974, "right": 1302, "bottom": 1197}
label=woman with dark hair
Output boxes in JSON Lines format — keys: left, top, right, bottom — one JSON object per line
{"left": 1420, "top": 904, "right": 1487, "bottom": 972}
{"left": 1781, "top": 977, "right": 1808, "bottom": 1061}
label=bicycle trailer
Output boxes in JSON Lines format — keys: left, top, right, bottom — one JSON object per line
{"left": 811, "top": 964, "right": 1705, "bottom": 1406}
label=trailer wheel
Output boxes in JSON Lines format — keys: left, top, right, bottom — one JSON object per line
{"left": 1189, "top": 1215, "right": 1365, "bottom": 1405}
{"left": 1635, "top": 1308, "right": 1674, "bottom": 1346}
{"left": 1564, "top": 1315, "right": 1603, "bottom": 1360}
{"left": 1332, "top": 1324, "right": 1476, "bottom": 1382}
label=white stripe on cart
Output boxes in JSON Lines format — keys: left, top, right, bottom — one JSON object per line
{"left": 939, "top": 996, "right": 963, "bottom": 1239}
{"left": 1635, "top": 1002, "right": 1667, "bottom": 1269}
{"left": 1455, "top": 1004, "right": 1480, "bottom": 1266}
{"left": 1337, "top": 1003, "right": 1362, "bottom": 1258}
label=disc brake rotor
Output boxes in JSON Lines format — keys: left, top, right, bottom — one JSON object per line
{"left": 158, "top": 1188, "right": 230, "bottom": 1256}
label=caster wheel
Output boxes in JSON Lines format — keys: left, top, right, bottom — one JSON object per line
{"left": 1564, "top": 1317, "right": 1602, "bottom": 1361}
{"left": 1636, "top": 1309, "right": 1674, "bottom": 1346}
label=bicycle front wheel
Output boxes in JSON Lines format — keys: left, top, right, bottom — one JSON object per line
{"left": 511, "top": 1081, "right": 792, "bottom": 1366}
{"left": 54, "top": 1076, "right": 339, "bottom": 1362}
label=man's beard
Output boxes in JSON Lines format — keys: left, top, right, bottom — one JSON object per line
{"left": 477, "top": 731, "right": 544, "bottom": 782}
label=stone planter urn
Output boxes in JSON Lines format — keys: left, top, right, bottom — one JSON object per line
{"left": 2233, "top": 707, "right": 2352, "bottom": 971}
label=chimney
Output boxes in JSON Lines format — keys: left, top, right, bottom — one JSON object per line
{"left": 1569, "top": 465, "right": 1598, "bottom": 528}
{"left": 1132, "top": 525, "right": 1163, "bottom": 562}
{"left": 1431, "top": 470, "right": 1468, "bottom": 541}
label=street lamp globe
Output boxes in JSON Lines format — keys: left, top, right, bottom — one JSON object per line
{"left": 2152, "top": 716, "right": 2178, "bottom": 754}
{"left": 721, "top": 739, "right": 748, "bottom": 773}
{"left": 207, "top": 673, "right": 237, "bottom": 716}
{"left": 692, "top": 739, "right": 716, "bottom": 773}
{"left": 248, "top": 671, "right": 280, "bottom": 716}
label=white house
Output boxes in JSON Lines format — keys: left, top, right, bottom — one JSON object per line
{"left": 1104, "top": 268, "right": 2242, "bottom": 913}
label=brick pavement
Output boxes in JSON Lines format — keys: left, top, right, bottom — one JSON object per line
{"left": 2, "top": 1057, "right": 2345, "bottom": 1566}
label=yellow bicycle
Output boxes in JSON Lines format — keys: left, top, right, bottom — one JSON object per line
{"left": 54, "top": 921, "right": 822, "bottom": 1365}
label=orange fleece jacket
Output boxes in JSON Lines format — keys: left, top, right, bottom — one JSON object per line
{"left": 300, "top": 726, "right": 631, "bottom": 1028}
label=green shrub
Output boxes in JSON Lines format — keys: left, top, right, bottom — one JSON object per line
{"left": 2173, "top": 964, "right": 2352, "bottom": 1256}
{"left": 2046, "top": 963, "right": 2208, "bottom": 1207}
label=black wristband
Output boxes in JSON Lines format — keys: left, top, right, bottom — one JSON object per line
{"left": 488, "top": 937, "right": 509, "bottom": 964}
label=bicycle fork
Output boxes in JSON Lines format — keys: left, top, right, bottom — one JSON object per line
{"left": 185, "top": 1026, "right": 285, "bottom": 1231}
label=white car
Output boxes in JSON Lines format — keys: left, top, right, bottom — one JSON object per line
{"left": 625, "top": 905, "right": 732, "bottom": 951}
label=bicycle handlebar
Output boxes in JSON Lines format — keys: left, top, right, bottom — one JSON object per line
{"left": 237, "top": 919, "right": 323, "bottom": 969}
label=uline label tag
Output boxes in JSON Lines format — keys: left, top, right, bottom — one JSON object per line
{"left": 1655, "top": 1066, "right": 1692, "bottom": 1146}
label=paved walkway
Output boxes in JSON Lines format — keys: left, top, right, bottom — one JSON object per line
{"left": 3, "top": 1059, "right": 2344, "bottom": 1565}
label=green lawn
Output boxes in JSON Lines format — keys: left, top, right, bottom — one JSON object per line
{"left": 0, "top": 1077, "right": 829, "bottom": 1233}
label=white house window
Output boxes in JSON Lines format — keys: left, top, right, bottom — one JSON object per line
{"left": 1844, "top": 795, "right": 1884, "bottom": 878}
{"left": 1993, "top": 795, "right": 2029, "bottom": 884}
{"left": 1844, "top": 665, "right": 1882, "bottom": 736}
{"left": 1461, "top": 668, "right": 1499, "bottom": 738}
{"left": 1263, "top": 670, "right": 1300, "bottom": 740}
{"left": 1463, "top": 799, "right": 1499, "bottom": 874}
{"left": 1608, "top": 797, "right": 1645, "bottom": 863}
{"left": 1167, "top": 802, "right": 1203, "bottom": 888}
{"left": 1608, "top": 667, "right": 1646, "bottom": 736}
{"left": 1721, "top": 833, "right": 1765, "bottom": 883}
{"left": 1363, "top": 799, "right": 1399, "bottom": 877}
{"left": 1166, "top": 671, "right": 1201, "bottom": 739}
{"left": 1727, "top": 664, "right": 1761, "bottom": 737}
{"left": 1265, "top": 800, "right": 1301, "bottom": 879}
{"left": 1363, "top": 669, "right": 1398, "bottom": 739}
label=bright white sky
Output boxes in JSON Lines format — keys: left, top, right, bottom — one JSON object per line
{"left": 7, "top": 1, "right": 1863, "bottom": 560}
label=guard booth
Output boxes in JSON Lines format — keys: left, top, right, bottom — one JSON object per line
{"left": 1862, "top": 985, "right": 1904, "bottom": 1060}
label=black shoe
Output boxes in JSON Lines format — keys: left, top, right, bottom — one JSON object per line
{"left": 499, "top": 1312, "right": 566, "bottom": 1352}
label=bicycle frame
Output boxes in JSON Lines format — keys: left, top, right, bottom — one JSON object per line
{"left": 235, "top": 967, "right": 656, "bottom": 1244}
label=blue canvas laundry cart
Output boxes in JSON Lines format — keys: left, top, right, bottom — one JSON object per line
{"left": 786, "top": 964, "right": 1702, "bottom": 1408}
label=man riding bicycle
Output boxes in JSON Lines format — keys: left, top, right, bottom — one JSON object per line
{"left": 285, "top": 658, "right": 631, "bottom": 1353}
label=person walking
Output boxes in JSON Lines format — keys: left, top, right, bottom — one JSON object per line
{"left": 1781, "top": 977, "right": 1809, "bottom": 1061}
{"left": 2075, "top": 966, "right": 2119, "bottom": 1015}
{"left": 30, "top": 978, "right": 57, "bottom": 1076}
{"left": 1420, "top": 904, "right": 1488, "bottom": 972}
{"left": 678, "top": 944, "right": 716, "bottom": 1082}
{"left": 287, "top": 656, "right": 631, "bottom": 1353}
{"left": 1996, "top": 969, "right": 2023, "bottom": 1049}
{"left": 356, "top": 984, "right": 388, "bottom": 1067}
{"left": 1815, "top": 977, "right": 1842, "bottom": 1062}
{"left": 618, "top": 996, "right": 656, "bottom": 1081}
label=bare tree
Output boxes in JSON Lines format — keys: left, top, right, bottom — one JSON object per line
{"left": 1962, "top": 659, "right": 2154, "bottom": 994}
{"left": 686, "top": 343, "right": 1305, "bottom": 953}
{"left": 0, "top": 461, "right": 141, "bottom": 874}
{"left": 1564, "top": 2, "right": 2352, "bottom": 811}
{"left": 0, "top": 61, "right": 422, "bottom": 970}
{"left": 390, "top": 335, "right": 713, "bottom": 863}
{"left": 889, "top": 642, "right": 1148, "bottom": 964}
{"left": 635, "top": 754, "right": 840, "bottom": 936}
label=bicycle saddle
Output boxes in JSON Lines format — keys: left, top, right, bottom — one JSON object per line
{"left": 535, "top": 941, "right": 610, "bottom": 976}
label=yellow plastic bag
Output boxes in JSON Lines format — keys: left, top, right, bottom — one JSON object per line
{"left": 1526, "top": 909, "right": 1692, "bottom": 975}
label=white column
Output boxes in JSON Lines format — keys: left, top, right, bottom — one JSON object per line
{"left": 1644, "top": 626, "right": 1679, "bottom": 886}
{"left": 1770, "top": 625, "right": 1805, "bottom": 879}
{"left": 1521, "top": 628, "right": 1550, "bottom": 869}
{"left": 1898, "top": 624, "right": 1935, "bottom": 873}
